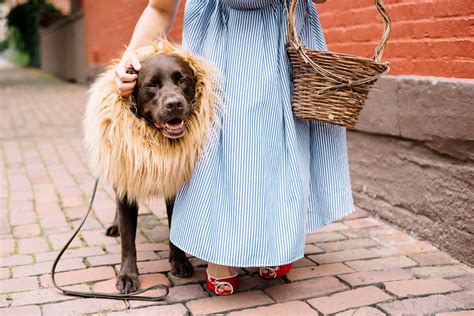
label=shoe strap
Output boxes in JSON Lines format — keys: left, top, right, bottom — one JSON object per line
{"left": 206, "top": 270, "right": 237, "bottom": 295}
{"left": 206, "top": 269, "right": 238, "bottom": 281}
{"left": 211, "top": 280, "right": 234, "bottom": 295}
{"left": 259, "top": 266, "right": 280, "bottom": 278}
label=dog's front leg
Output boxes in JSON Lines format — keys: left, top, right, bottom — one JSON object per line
{"left": 115, "top": 192, "right": 140, "bottom": 293}
{"left": 166, "top": 198, "right": 194, "bottom": 277}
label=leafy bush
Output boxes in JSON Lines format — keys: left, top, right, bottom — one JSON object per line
{"left": 0, "top": 39, "right": 8, "bottom": 53}
{"left": 7, "top": 28, "right": 30, "bottom": 66}
{"left": 6, "top": 0, "right": 63, "bottom": 67}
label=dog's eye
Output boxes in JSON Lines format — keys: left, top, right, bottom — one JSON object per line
{"left": 178, "top": 78, "right": 188, "bottom": 87}
{"left": 146, "top": 76, "right": 161, "bottom": 88}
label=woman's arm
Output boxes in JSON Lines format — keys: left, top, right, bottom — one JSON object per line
{"left": 115, "top": 0, "right": 180, "bottom": 96}
{"left": 126, "top": 0, "right": 180, "bottom": 52}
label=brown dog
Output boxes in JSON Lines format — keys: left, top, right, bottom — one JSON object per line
{"left": 105, "top": 55, "right": 196, "bottom": 293}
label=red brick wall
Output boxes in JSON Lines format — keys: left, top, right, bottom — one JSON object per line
{"left": 83, "top": 0, "right": 185, "bottom": 65}
{"left": 82, "top": 1, "right": 473, "bottom": 79}
{"left": 318, "top": 0, "right": 474, "bottom": 79}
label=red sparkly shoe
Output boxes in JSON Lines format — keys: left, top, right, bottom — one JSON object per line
{"left": 259, "top": 263, "right": 292, "bottom": 279}
{"left": 206, "top": 270, "right": 238, "bottom": 296}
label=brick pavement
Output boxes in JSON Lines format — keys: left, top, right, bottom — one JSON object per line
{"left": 0, "top": 60, "right": 473, "bottom": 315}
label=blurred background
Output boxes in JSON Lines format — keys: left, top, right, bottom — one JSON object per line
{"left": 0, "top": 0, "right": 472, "bottom": 264}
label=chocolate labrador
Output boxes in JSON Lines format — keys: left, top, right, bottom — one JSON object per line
{"left": 105, "top": 54, "right": 195, "bottom": 294}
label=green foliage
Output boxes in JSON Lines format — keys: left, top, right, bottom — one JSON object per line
{"left": 5, "top": 0, "right": 63, "bottom": 67}
{"left": 7, "top": 27, "right": 30, "bottom": 66}
{"left": 10, "top": 47, "right": 31, "bottom": 66}
{"left": 0, "top": 39, "right": 9, "bottom": 53}
{"left": 6, "top": 1, "right": 39, "bottom": 66}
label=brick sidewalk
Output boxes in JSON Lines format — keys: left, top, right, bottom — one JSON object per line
{"left": 0, "top": 60, "right": 473, "bottom": 315}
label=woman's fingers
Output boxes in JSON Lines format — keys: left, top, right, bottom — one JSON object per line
{"left": 114, "top": 75, "right": 137, "bottom": 97}
{"left": 118, "top": 85, "right": 135, "bottom": 97}
{"left": 120, "top": 89, "right": 135, "bottom": 97}
{"left": 115, "top": 78, "right": 136, "bottom": 91}
{"left": 129, "top": 54, "right": 142, "bottom": 72}
{"left": 115, "top": 65, "right": 137, "bottom": 83}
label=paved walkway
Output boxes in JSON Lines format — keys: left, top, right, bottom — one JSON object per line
{"left": 0, "top": 60, "right": 473, "bottom": 316}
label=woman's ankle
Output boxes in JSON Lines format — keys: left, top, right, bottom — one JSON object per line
{"left": 207, "top": 263, "right": 236, "bottom": 278}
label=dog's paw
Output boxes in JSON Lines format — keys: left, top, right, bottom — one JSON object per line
{"left": 171, "top": 258, "right": 194, "bottom": 278}
{"left": 105, "top": 225, "right": 120, "bottom": 237}
{"left": 116, "top": 273, "right": 140, "bottom": 294}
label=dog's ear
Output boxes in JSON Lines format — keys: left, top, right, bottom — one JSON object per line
{"left": 185, "top": 69, "right": 197, "bottom": 102}
{"left": 126, "top": 68, "right": 140, "bottom": 116}
{"left": 132, "top": 82, "right": 139, "bottom": 114}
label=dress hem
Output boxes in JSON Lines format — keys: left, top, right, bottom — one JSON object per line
{"left": 170, "top": 204, "right": 355, "bottom": 267}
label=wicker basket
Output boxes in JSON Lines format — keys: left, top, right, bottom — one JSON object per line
{"left": 287, "top": 0, "right": 391, "bottom": 128}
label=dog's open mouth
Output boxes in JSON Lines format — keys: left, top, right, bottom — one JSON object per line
{"left": 159, "top": 118, "right": 186, "bottom": 139}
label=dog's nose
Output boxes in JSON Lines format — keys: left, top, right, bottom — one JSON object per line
{"left": 164, "top": 98, "right": 183, "bottom": 110}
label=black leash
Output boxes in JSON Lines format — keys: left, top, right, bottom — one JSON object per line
{"left": 51, "top": 178, "right": 169, "bottom": 302}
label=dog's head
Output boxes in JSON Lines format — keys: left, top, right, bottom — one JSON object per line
{"left": 132, "top": 54, "right": 196, "bottom": 139}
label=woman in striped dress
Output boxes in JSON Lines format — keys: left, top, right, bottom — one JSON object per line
{"left": 115, "top": 0, "right": 354, "bottom": 295}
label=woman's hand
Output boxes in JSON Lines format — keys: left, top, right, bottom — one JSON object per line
{"left": 114, "top": 50, "right": 142, "bottom": 97}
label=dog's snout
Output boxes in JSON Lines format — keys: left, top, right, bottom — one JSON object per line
{"left": 164, "top": 97, "right": 184, "bottom": 110}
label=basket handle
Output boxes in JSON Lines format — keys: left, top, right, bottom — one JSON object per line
{"left": 288, "top": 0, "right": 391, "bottom": 63}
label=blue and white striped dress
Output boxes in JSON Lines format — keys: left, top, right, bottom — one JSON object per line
{"left": 170, "top": 0, "right": 354, "bottom": 267}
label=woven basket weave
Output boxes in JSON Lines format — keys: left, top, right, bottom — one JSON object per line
{"left": 288, "top": 0, "right": 391, "bottom": 128}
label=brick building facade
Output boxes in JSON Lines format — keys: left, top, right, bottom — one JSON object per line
{"left": 5, "top": 0, "right": 473, "bottom": 79}
{"left": 77, "top": 0, "right": 473, "bottom": 79}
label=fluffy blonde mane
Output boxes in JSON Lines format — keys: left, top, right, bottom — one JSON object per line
{"left": 83, "top": 40, "right": 220, "bottom": 202}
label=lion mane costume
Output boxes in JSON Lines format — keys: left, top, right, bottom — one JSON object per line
{"left": 83, "top": 40, "right": 220, "bottom": 202}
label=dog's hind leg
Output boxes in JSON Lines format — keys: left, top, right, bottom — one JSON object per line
{"left": 115, "top": 192, "right": 140, "bottom": 293}
{"left": 166, "top": 198, "right": 194, "bottom": 278}
{"left": 105, "top": 209, "right": 120, "bottom": 237}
